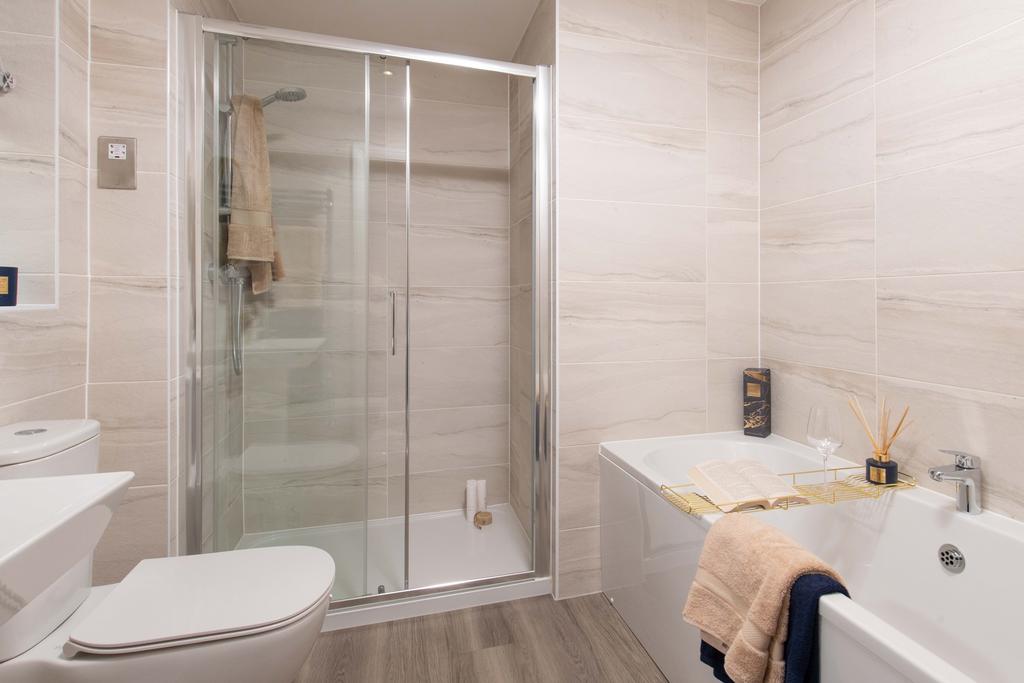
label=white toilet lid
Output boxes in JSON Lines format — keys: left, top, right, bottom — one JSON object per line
{"left": 68, "top": 546, "right": 334, "bottom": 654}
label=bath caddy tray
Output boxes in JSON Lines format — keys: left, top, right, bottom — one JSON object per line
{"left": 659, "top": 465, "right": 916, "bottom": 517}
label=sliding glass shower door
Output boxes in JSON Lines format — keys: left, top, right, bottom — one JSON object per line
{"left": 198, "top": 32, "right": 408, "bottom": 600}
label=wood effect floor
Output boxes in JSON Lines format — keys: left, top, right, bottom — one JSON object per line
{"left": 295, "top": 594, "right": 668, "bottom": 682}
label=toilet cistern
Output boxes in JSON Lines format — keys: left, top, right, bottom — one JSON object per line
{"left": 928, "top": 450, "right": 982, "bottom": 515}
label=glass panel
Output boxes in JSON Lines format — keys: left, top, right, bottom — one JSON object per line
{"left": 199, "top": 34, "right": 406, "bottom": 600}
{"left": 401, "top": 62, "right": 536, "bottom": 590}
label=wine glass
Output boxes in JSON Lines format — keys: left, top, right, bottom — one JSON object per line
{"left": 806, "top": 406, "right": 843, "bottom": 483}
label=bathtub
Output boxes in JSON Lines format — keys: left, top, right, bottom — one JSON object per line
{"left": 599, "top": 432, "right": 1024, "bottom": 683}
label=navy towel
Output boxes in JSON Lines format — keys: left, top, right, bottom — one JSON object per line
{"left": 697, "top": 573, "right": 849, "bottom": 683}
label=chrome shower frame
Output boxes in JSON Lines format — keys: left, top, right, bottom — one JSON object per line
{"left": 178, "top": 13, "right": 554, "bottom": 609}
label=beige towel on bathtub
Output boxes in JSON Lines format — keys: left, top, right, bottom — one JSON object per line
{"left": 682, "top": 514, "right": 843, "bottom": 683}
{"left": 227, "top": 95, "right": 283, "bottom": 294}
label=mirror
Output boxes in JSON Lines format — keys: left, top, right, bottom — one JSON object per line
{"left": 0, "top": 1, "right": 64, "bottom": 307}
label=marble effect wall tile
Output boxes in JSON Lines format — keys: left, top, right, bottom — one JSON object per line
{"left": 708, "top": 132, "right": 758, "bottom": 209}
{"left": 559, "top": 0, "right": 708, "bottom": 53}
{"left": 0, "top": 154, "right": 55, "bottom": 274}
{"left": 761, "top": 184, "right": 874, "bottom": 281}
{"left": 91, "top": 0, "right": 167, "bottom": 69}
{"left": 89, "top": 381, "right": 169, "bottom": 487}
{"left": 761, "top": 279, "right": 876, "bottom": 373}
{"left": 707, "top": 357, "right": 758, "bottom": 431}
{"left": 389, "top": 464, "right": 509, "bottom": 516}
{"left": 877, "top": 146, "right": 1024, "bottom": 276}
{"left": 558, "top": 526, "right": 601, "bottom": 598}
{"left": 59, "top": 160, "right": 90, "bottom": 276}
{"left": 877, "top": 273, "right": 1024, "bottom": 396}
{"left": 876, "top": 20, "right": 1024, "bottom": 179}
{"left": 560, "top": 116, "right": 706, "bottom": 205}
{"left": 707, "top": 0, "right": 759, "bottom": 62}
{"left": 559, "top": 360, "right": 707, "bottom": 447}
{"left": 409, "top": 347, "right": 509, "bottom": 411}
{"left": 875, "top": 0, "right": 1024, "bottom": 80}
{"left": 94, "top": 485, "right": 167, "bottom": 584}
{"left": 878, "top": 375, "right": 1024, "bottom": 520}
{"left": 89, "top": 277, "right": 168, "bottom": 383}
{"left": 90, "top": 63, "right": 168, "bottom": 174}
{"left": 560, "top": 283, "right": 706, "bottom": 362}
{"left": 707, "top": 209, "right": 758, "bottom": 283}
{"left": 559, "top": 200, "right": 706, "bottom": 283}
{"left": 90, "top": 173, "right": 168, "bottom": 277}
{"left": 560, "top": 32, "right": 707, "bottom": 130}
{"left": 761, "top": 0, "right": 857, "bottom": 57}
{"left": 708, "top": 58, "right": 758, "bottom": 136}
{"left": 759, "top": 0, "right": 873, "bottom": 132}
{"left": 559, "top": 445, "right": 600, "bottom": 530}
{"left": 0, "top": 32, "right": 55, "bottom": 156}
{"left": 707, "top": 283, "right": 759, "bottom": 358}
{"left": 761, "top": 91, "right": 874, "bottom": 208}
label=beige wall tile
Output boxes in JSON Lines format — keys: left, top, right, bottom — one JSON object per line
{"left": 90, "top": 63, "right": 168, "bottom": 173}
{"left": 559, "top": 200, "right": 706, "bottom": 283}
{"left": 560, "top": 283, "right": 706, "bottom": 363}
{"left": 761, "top": 280, "right": 876, "bottom": 373}
{"left": 4, "top": 0, "right": 55, "bottom": 35}
{"left": 759, "top": 0, "right": 873, "bottom": 132}
{"left": 761, "top": 90, "right": 874, "bottom": 208}
{"left": 89, "top": 381, "right": 169, "bottom": 487}
{"left": 708, "top": 132, "right": 758, "bottom": 209}
{"left": 91, "top": 172, "right": 168, "bottom": 277}
{"left": 390, "top": 464, "right": 509, "bottom": 516}
{"left": 410, "top": 226, "right": 509, "bottom": 285}
{"left": 764, "top": 358, "right": 877, "bottom": 457}
{"left": 243, "top": 350, "right": 369, "bottom": 421}
{"left": 0, "top": 154, "right": 56, "bottom": 274}
{"left": 557, "top": 526, "right": 601, "bottom": 598}
{"left": 559, "top": 360, "right": 707, "bottom": 446}
{"left": 875, "top": 0, "right": 1024, "bottom": 80}
{"left": 60, "top": 0, "right": 89, "bottom": 58}
{"left": 559, "top": 0, "right": 708, "bottom": 53}
{"left": 707, "top": 0, "right": 759, "bottom": 62}
{"left": 396, "top": 166, "right": 510, "bottom": 228}
{"left": 876, "top": 20, "right": 1024, "bottom": 179}
{"left": 94, "top": 484, "right": 167, "bottom": 584}
{"left": 560, "top": 32, "right": 707, "bottom": 129}
{"left": 411, "top": 62, "right": 508, "bottom": 107}
{"left": 708, "top": 208, "right": 758, "bottom": 283}
{"left": 559, "top": 445, "right": 600, "bottom": 530}
{"left": 761, "top": 0, "right": 856, "bottom": 57}
{"left": 410, "top": 287, "right": 509, "bottom": 348}
{"left": 877, "top": 273, "right": 1024, "bottom": 396}
{"left": 388, "top": 405, "right": 509, "bottom": 474}
{"left": 707, "top": 283, "right": 759, "bottom": 358}
{"left": 89, "top": 277, "right": 168, "bottom": 383}
{"left": 0, "top": 275, "right": 86, "bottom": 407}
{"left": 409, "top": 347, "right": 509, "bottom": 410}
{"left": 58, "top": 160, "right": 88, "bottom": 276}
{"left": 877, "top": 375, "right": 1024, "bottom": 520}
{"left": 761, "top": 184, "right": 874, "bottom": 281}
{"left": 58, "top": 43, "right": 88, "bottom": 166}
{"left": 91, "top": 0, "right": 167, "bottom": 69}
{"left": 408, "top": 98, "right": 509, "bottom": 170}
{"left": 0, "top": 32, "right": 55, "bottom": 156}
{"left": 708, "top": 57, "right": 758, "bottom": 136}
{"left": 560, "top": 116, "right": 706, "bottom": 205}
{"left": 707, "top": 357, "right": 757, "bottom": 431}
{"left": 876, "top": 146, "right": 1024, "bottom": 276}
{"left": 0, "top": 385, "right": 84, "bottom": 425}
{"left": 245, "top": 473, "right": 386, "bottom": 532}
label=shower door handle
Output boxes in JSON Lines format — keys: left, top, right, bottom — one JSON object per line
{"left": 390, "top": 289, "right": 397, "bottom": 356}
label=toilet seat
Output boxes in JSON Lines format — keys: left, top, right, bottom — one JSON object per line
{"left": 65, "top": 546, "right": 334, "bottom": 656}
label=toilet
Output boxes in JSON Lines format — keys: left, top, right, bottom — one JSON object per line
{"left": 0, "top": 422, "right": 335, "bottom": 683}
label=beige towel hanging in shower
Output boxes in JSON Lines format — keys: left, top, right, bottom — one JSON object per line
{"left": 227, "top": 95, "right": 283, "bottom": 294}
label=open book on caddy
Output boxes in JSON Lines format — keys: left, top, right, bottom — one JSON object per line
{"left": 687, "top": 459, "right": 807, "bottom": 512}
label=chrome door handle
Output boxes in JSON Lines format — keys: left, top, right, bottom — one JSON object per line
{"left": 390, "top": 289, "right": 397, "bottom": 356}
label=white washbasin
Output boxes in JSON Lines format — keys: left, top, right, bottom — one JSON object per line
{"left": 0, "top": 471, "right": 134, "bottom": 662}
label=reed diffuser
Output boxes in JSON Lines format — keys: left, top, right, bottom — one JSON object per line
{"left": 848, "top": 396, "right": 910, "bottom": 485}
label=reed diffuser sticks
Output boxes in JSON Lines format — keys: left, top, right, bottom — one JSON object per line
{"left": 847, "top": 396, "right": 911, "bottom": 461}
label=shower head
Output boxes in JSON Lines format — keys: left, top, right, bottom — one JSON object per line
{"left": 260, "top": 86, "right": 307, "bottom": 107}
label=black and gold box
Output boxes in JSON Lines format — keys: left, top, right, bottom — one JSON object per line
{"left": 0, "top": 267, "right": 17, "bottom": 307}
{"left": 743, "top": 368, "right": 771, "bottom": 438}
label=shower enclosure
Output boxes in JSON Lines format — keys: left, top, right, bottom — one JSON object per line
{"left": 179, "top": 17, "right": 551, "bottom": 608}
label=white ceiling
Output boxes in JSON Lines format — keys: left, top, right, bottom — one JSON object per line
{"left": 227, "top": 0, "right": 544, "bottom": 61}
